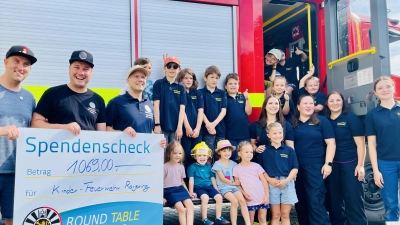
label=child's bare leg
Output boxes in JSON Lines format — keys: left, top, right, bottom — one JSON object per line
{"left": 200, "top": 194, "right": 209, "bottom": 220}
{"left": 182, "top": 199, "right": 194, "bottom": 225}
{"left": 174, "top": 202, "right": 187, "bottom": 225}
{"left": 223, "top": 192, "right": 239, "bottom": 225}
{"left": 280, "top": 204, "right": 292, "bottom": 225}
{"left": 248, "top": 210, "right": 256, "bottom": 224}
{"left": 233, "top": 191, "right": 251, "bottom": 225}
{"left": 270, "top": 204, "right": 281, "bottom": 225}
{"left": 214, "top": 193, "right": 223, "bottom": 219}
{"left": 257, "top": 208, "right": 268, "bottom": 225}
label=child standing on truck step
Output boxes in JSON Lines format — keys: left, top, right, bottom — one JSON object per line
{"left": 233, "top": 141, "right": 270, "bottom": 225}
{"left": 153, "top": 56, "right": 186, "bottom": 144}
{"left": 258, "top": 122, "right": 298, "bottom": 225}
{"left": 177, "top": 68, "right": 204, "bottom": 169}
{"left": 187, "top": 142, "right": 230, "bottom": 225}
{"left": 298, "top": 65, "right": 326, "bottom": 114}
{"left": 164, "top": 141, "right": 194, "bottom": 225}
{"left": 271, "top": 76, "right": 294, "bottom": 122}
{"left": 212, "top": 140, "right": 251, "bottom": 225}
{"left": 224, "top": 73, "right": 251, "bottom": 161}
{"left": 199, "top": 66, "right": 227, "bottom": 161}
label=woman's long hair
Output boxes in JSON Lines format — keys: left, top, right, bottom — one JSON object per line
{"left": 292, "top": 95, "right": 320, "bottom": 128}
{"left": 257, "top": 96, "right": 286, "bottom": 127}
{"left": 323, "top": 90, "right": 350, "bottom": 118}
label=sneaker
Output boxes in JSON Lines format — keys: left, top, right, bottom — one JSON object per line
{"left": 215, "top": 217, "right": 230, "bottom": 224}
{"left": 203, "top": 218, "right": 214, "bottom": 225}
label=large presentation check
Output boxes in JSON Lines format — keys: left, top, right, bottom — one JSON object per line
{"left": 14, "top": 128, "right": 164, "bottom": 225}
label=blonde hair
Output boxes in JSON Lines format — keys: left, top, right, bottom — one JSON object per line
{"left": 164, "top": 141, "right": 185, "bottom": 164}
{"left": 374, "top": 76, "right": 395, "bottom": 91}
{"left": 272, "top": 76, "right": 287, "bottom": 86}
{"left": 267, "top": 122, "right": 283, "bottom": 133}
{"left": 305, "top": 76, "right": 320, "bottom": 87}
{"left": 237, "top": 141, "right": 253, "bottom": 162}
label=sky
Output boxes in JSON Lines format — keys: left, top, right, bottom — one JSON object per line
{"left": 348, "top": 0, "right": 400, "bottom": 75}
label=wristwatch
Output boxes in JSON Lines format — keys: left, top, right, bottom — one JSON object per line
{"left": 154, "top": 124, "right": 160, "bottom": 126}
{"left": 325, "top": 162, "right": 333, "bottom": 166}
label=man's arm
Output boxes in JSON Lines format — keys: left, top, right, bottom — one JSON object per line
{"left": 31, "top": 112, "right": 81, "bottom": 135}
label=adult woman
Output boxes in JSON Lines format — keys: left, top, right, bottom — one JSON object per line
{"left": 292, "top": 95, "right": 335, "bottom": 225}
{"left": 250, "top": 95, "right": 294, "bottom": 156}
{"left": 324, "top": 91, "right": 367, "bottom": 225}
{"left": 365, "top": 77, "right": 400, "bottom": 223}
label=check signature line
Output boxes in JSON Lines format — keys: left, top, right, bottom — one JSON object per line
{"left": 25, "top": 172, "right": 157, "bottom": 179}
{"left": 24, "top": 190, "right": 158, "bottom": 200}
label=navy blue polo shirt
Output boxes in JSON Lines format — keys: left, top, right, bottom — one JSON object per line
{"left": 200, "top": 87, "right": 227, "bottom": 137}
{"left": 225, "top": 93, "right": 250, "bottom": 140}
{"left": 293, "top": 116, "right": 335, "bottom": 165}
{"left": 281, "top": 58, "right": 299, "bottom": 86}
{"left": 365, "top": 102, "right": 400, "bottom": 160}
{"left": 250, "top": 121, "right": 294, "bottom": 146}
{"left": 264, "top": 64, "right": 286, "bottom": 81}
{"left": 298, "top": 88, "right": 327, "bottom": 106}
{"left": 277, "top": 94, "right": 295, "bottom": 122}
{"left": 328, "top": 112, "right": 365, "bottom": 162}
{"left": 106, "top": 93, "right": 154, "bottom": 133}
{"left": 153, "top": 77, "right": 187, "bottom": 131}
{"left": 258, "top": 143, "right": 299, "bottom": 177}
{"left": 185, "top": 89, "right": 204, "bottom": 134}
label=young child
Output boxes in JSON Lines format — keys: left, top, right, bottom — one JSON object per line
{"left": 199, "top": 66, "right": 227, "bottom": 158}
{"left": 212, "top": 140, "right": 251, "bottom": 225}
{"left": 258, "top": 122, "right": 298, "bottom": 225}
{"left": 271, "top": 76, "right": 294, "bottom": 121}
{"left": 187, "top": 142, "right": 230, "bottom": 225}
{"left": 176, "top": 68, "right": 204, "bottom": 169}
{"left": 224, "top": 73, "right": 251, "bottom": 161}
{"left": 264, "top": 49, "right": 284, "bottom": 97}
{"left": 164, "top": 141, "right": 194, "bottom": 225}
{"left": 153, "top": 56, "right": 186, "bottom": 143}
{"left": 233, "top": 141, "right": 270, "bottom": 225}
{"left": 298, "top": 65, "right": 326, "bottom": 113}
{"left": 120, "top": 57, "right": 154, "bottom": 100}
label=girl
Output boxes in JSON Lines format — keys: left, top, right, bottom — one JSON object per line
{"left": 258, "top": 123, "right": 298, "bottom": 225}
{"left": 251, "top": 96, "right": 294, "bottom": 162}
{"left": 224, "top": 73, "right": 252, "bottom": 160}
{"left": 324, "top": 91, "right": 367, "bottom": 225}
{"left": 291, "top": 95, "right": 336, "bottom": 225}
{"left": 298, "top": 65, "right": 326, "bottom": 113}
{"left": 233, "top": 142, "right": 269, "bottom": 225}
{"left": 176, "top": 68, "right": 204, "bottom": 169}
{"left": 212, "top": 140, "right": 251, "bottom": 225}
{"left": 271, "top": 76, "right": 294, "bottom": 121}
{"left": 365, "top": 77, "right": 400, "bottom": 223}
{"left": 164, "top": 141, "right": 194, "bottom": 225}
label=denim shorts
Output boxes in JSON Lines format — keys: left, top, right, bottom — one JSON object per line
{"left": 220, "top": 187, "right": 240, "bottom": 197}
{"left": 0, "top": 174, "right": 15, "bottom": 220}
{"left": 268, "top": 176, "right": 298, "bottom": 205}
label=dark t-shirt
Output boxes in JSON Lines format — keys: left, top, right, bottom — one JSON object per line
{"left": 34, "top": 84, "right": 106, "bottom": 131}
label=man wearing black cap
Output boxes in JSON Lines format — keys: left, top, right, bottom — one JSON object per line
{"left": 31, "top": 50, "right": 106, "bottom": 133}
{"left": 0, "top": 45, "right": 37, "bottom": 225}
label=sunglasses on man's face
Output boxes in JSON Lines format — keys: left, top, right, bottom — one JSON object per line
{"left": 166, "top": 63, "right": 179, "bottom": 70}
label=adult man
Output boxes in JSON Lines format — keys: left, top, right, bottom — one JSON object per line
{"left": 106, "top": 65, "right": 166, "bottom": 147}
{"left": 0, "top": 45, "right": 37, "bottom": 225}
{"left": 31, "top": 50, "right": 106, "bottom": 133}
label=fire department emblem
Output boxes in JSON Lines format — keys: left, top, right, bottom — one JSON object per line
{"left": 23, "top": 207, "right": 62, "bottom": 225}
{"left": 79, "top": 51, "right": 87, "bottom": 60}
{"left": 21, "top": 47, "right": 28, "bottom": 54}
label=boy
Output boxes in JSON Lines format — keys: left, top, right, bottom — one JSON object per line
{"left": 264, "top": 48, "right": 283, "bottom": 96}
{"left": 188, "top": 142, "right": 229, "bottom": 225}
{"left": 199, "top": 65, "right": 227, "bottom": 156}
{"left": 153, "top": 56, "right": 186, "bottom": 143}
{"left": 120, "top": 57, "right": 154, "bottom": 101}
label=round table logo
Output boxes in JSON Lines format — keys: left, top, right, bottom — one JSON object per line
{"left": 23, "top": 207, "right": 62, "bottom": 225}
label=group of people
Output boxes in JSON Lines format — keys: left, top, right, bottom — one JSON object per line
{"left": 0, "top": 44, "right": 399, "bottom": 225}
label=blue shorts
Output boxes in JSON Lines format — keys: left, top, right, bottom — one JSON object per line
{"left": 164, "top": 185, "right": 190, "bottom": 207}
{"left": 247, "top": 203, "right": 270, "bottom": 211}
{"left": 0, "top": 174, "right": 15, "bottom": 220}
{"left": 194, "top": 185, "right": 220, "bottom": 198}
{"left": 268, "top": 176, "right": 298, "bottom": 205}
{"left": 219, "top": 187, "right": 240, "bottom": 197}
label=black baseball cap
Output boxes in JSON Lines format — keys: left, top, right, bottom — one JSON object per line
{"left": 6, "top": 45, "right": 37, "bottom": 65}
{"left": 69, "top": 50, "right": 94, "bottom": 68}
